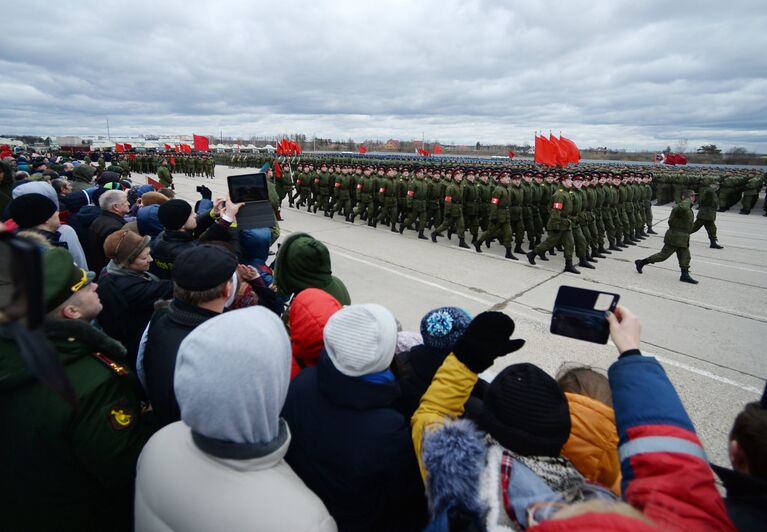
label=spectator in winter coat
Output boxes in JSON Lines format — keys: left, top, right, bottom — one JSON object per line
{"left": 8, "top": 193, "right": 64, "bottom": 247}
{"left": 139, "top": 245, "right": 237, "bottom": 428}
{"left": 711, "top": 383, "right": 767, "bottom": 531}
{"left": 282, "top": 304, "right": 428, "bottom": 531}
{"left": 96, "top": 230, "right": 173, "bottom": 368}
{"left": 288, "top": 288, "right": 342, "bottom": 380}
{"left": 122, "top": 191, "right": 167, "bottom": 237}
{"left": 412, "top": 307, "right": 735, "bottom": 531}
{"left": 273, "top": 232, "right": 351, "bottom": 306}
{"left": 556, "top": 365, "right": 621, "bottom": 495}
{"left": 87, "top": 189, "right": 129, "bottom": 273}
{"left": 393, "top": 306, "right": 486, "bottom": 419}
{"left": 149, "top": 196, "right": 224, "bottom": 280}
{"left": 134, "top": 306, "right": 336, "bottom": 532}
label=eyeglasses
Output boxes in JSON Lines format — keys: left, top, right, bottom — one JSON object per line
{"left": 70, "top": 268, "right": 90, "bottom": 293}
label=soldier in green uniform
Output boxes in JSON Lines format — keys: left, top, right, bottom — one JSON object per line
{"left": 431, "top": 169, "right": 469, "bottom": 248}
{"left": 739, "top": 174, "right": 762, "bottom": 214}
{"left": 375, "top": 167, "right": 399, "bottom": 231}
{"left": 350, "top": 166, "right": 376, "bottom": 224}
{"left": 462, "top": 169, "right": 480, "bottom": 243}
{"left": 571, "top": 175, "right": 596, "bottom": 269}
{"left": 119, "top": 156, "right": 131, "bottom": 177}
{"left": 316, "top": 163, "right": 333, "bottom": 216}
{"left": 396, "top": 167, "right": 410, "bottom": 224}
{"left": 530, "top": 173, "right": 544, "bottom": 247}
{"left": 157, "top": 158, "right": 173, "bottom": 189}
{"left": 426, "top": 171, "right": 443, "bottom": 229}
{"left": 642, "top": 173, "right": 657, "bottom": 234}
{"left": 520, "top": 171, "right": 536, "bottom": 251}
{"left": 97, "top": 153, "right": 105, "bottom": 171}
{"left": 475, "top": 172, "right": 517, "bottom": 259}
{"left": 0, "top": 247, "right": 151, "bottom": 530}
{"left": 527, "top": 174, "right": 580, "bottom": 274}
{"left": 656, "top": 171, "right": 673, "bottom": 205}
{"left": 691, "top": 176, "right": 724, "bottom": 248}
{"left": 399, "top": 166, "right": 429, "bottom": 239}
{"left": 476, "top": 170, "right": 492, "bottom": 233}
{"left": 592, "top": 172, "right": 611, "bottom": 256}
{"left": 330, "top": 166, "right": 353, "bottom": 220}
{"left": 510, "top": 173, "right": 526, "bottom": 255}
{"left": 295, "top": 163, "right": 314, "bottom": 210}
{"left": 635, "top": 192, "right": 699, "bottom": 284}
{"left": 718, "top": 174, "right": 743, "bottom": 211}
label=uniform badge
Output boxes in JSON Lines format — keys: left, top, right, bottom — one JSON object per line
{"left": 107, "top": 400, "right": 135, "bottom": 431}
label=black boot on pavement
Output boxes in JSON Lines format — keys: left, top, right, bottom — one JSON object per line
{"left": 431, "top": 231, "right": 438, "bottom": 243}
{"left": 680, "top": 268, "right": 699, "bottom": 284}
{"left": 474, "top": 240, "right": 483, "bottom": 253}
{"left": 505, "top": 247, "right": 519, "bottom": 260}
{"left": 526, "top": 251, "right": 536, "bottom": 264}
{"left": 418, "top": 229, "right": 428, "bottom": 240}
{"left": 564, "top": 259, "right": 581, "bottom": 274}
{"left": 635, "top": 258, "right": 647, "bottom": 273}
{"left": 578, "top": 257, "right": 596, "bottom": 269}
{"left": 458, "top": 238, "right": 470, "bottom": 249}
{"left": 710, "top": 239, "right": 724, "bottom": 249}
{"left": 514, "top": 244, "right": 525, "bottom": 255}
{"left": 646, "top": 225, "right": 657, "bottom": 234}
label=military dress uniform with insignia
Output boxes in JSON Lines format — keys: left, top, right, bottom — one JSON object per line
{"left": 431, "top": 176, "right": 469, "bottom": 248}
{"left": 475, "top": 176, "right": 517, "bottom": 260}
{"left": 528, "top": 179, "right": 580, "bottom": 274}
{"left": 399, "top": 170, "right": 429, "bottom": 238}
{"left": 0, "top": 248, "right": 150, "bottom": 531}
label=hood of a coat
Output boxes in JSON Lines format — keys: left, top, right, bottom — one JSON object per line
{"left": 136, "top": 204, "right": 164, "bottom": 238}
{"left": 273, "top": 232, "right": 351, "bottom": 304}
{"left": 289, "top": 288, "right": 342, "bottom": 367}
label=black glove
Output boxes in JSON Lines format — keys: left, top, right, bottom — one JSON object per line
{"left": 199, "top": 185, "right": 212, "bottom": 200}
{"left": 453, "top": 311, "right": 525, "bottom": 374}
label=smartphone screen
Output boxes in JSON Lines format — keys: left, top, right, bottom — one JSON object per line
{"left": 550, "top": 285, "right": 619, "bottom": 344}
{"left": 228, "top": 173, "right": 268, "bottom": 203}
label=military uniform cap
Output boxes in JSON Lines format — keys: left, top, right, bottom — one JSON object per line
{"left": 42, "top": 247, "right": 96, "bottom": 312}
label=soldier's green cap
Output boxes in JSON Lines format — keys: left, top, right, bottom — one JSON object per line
{"left": 43, "top": 247, "right": 95, "bottom": 312}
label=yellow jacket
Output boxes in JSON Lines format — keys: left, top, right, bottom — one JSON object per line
{"left": 561, "top": 392, "right": 622, "bottom": 495}
{"left": 411, "top": 353, "right": 478, "bottom": 481}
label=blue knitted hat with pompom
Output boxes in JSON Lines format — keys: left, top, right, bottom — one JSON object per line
{"left": 420, "top": 307, "right": 472, "bottom": 351}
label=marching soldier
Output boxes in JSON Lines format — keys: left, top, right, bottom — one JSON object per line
{"left": 527, "top": 174, "right": 580, "bottom": 274}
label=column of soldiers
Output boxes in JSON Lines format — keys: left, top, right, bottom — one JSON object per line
{"left": 124, "top": 154, "right": 215, "bottom": 178}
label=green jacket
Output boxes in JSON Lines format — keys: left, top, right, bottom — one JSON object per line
{"left": 488, "top": 184, "right": 510, "bottom": 223}
{"left": 407, "top": 178, "right": 429, "bottom": 209}
{"left": 697, "top": 185, "right": 719, "bottom": 221}
{"left": 157, "top": 165, "right": 172, "bottom": 187}
{"left": 462, "top": 182, "right": 478, "bottom": 216}
{"left": 547, "top": 188, "right": 573, "bottom": 231}
{"left": 509, "top": 185, "right": 524, "bottom": 221}
{"left": 664, "top": 199, "right": 694, "bottom": 248}
{"left": 0, "top": 319, "right": 150, "bottom": 531}
{"left": 443, "top": 182, "right": 463, "bottom": 217}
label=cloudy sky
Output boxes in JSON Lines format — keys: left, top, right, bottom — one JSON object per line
{"left": 2, "top": 0, "right": 766, "bottom": 151}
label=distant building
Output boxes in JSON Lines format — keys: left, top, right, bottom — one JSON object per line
{"left": 384, "top": 139, "right": 401, "bottom": 150}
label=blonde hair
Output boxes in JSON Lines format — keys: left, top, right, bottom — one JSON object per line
{"left": 556, "top": 364, "right": 613, "bottom": 408}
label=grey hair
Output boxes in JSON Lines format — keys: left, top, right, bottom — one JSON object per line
{"left": 99, "top": 189, "right": 127, "bottom": 210}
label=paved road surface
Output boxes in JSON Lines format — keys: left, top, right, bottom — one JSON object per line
{"left": 137, "top": 165, "right": 767, "bottom": 468}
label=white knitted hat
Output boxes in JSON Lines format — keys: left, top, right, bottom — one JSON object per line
{"left": 323, "top": 304, "right": 397, "bottom": 377}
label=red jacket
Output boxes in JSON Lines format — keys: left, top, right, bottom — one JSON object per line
{"left": 288, "top": 288, "right": 342, "bottom": 380}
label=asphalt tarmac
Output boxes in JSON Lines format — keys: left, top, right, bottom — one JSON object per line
{"left": 141, "top": 165, "right": 767, "bottom": 468}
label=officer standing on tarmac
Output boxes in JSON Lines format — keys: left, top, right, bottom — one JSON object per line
{"left": 635, "top": 190, "right": 699, "bottom": 284}
{"left": 691, "top": 176, "right": 724, "bottom": 249}
{"left": 527, "top": 173, "right": 580, "bottom": 274}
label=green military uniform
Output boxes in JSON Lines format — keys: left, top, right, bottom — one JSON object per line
{"left": 571, "top": 186, "right": 595, "bottom": 268}
{"left": 691, "top": 178, "right": 723, "bottom": 248}
{"left": 476, "top": 180, "right": 516, "bottom": 259}
{"left": 510, "top": 180, "right": 526, "bottom": 253}
{"left": 399, "top": 173, "right": 429, "bottom": 238}
{"left": 426, "top": 175, "right": 443, "bottom": 229}
{"left": 375, "top": 173, "right": 399, "bottom": 230}
{"left": 397, "top": 173, "right": 410, "bottom": 223}
{"left": 316, "top": 169, "right": 332, "bottom": 214}
{"left": 157, "top": 162, "right": 172, "bottom": 189}
{"left": 529, "top": 185, "right": 579, "bottom": 273}
{"left": 739, "top": 175, "right": 762, "bottom": 214}
{"left": 431, "top": 179, "right": 468, "bottom": 246}
{"left": 331, "top": 171, "right": 353, "bottom": 219}
{"left": 350, "top": 171, "right": 376, "bottom": 224}
{"left": 476, "top": 176, "right": 492, "bottom": 232}
{"left": 462, "top": 178, "right": 480, "bottom": 243}
{"left": 0, "top": 248, "right": 150, "bottom": 531}
{"left": 637, "top": 198, "right": 698, "bottom": 283}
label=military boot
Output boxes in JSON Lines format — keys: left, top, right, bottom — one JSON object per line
{"left": 710, "top": 239, "right": 724, "bottom": 249}
{"left": 598, "top": 244, "right": 612, "bottom": 255}
{"left": 564, "top": 259, "right": 581, "bottom": 274}
{"left": 548, "top": 248, "right": 557, "bottom": 256}
{"left": 418, "top": 229, "right": 428, "bottom": 240}
{"left": 646, "top": 225, "right": 657, "bottom": 234}
{"left": 458, "top": 238, "right": 470, "bottom": 249}
{"left": 592, "top": 246, "right": 606, "bottom": 259}
{"left": 447, "top": 228, "right": 453, "bottom": 240}
{"left": 505, "top": 247, "right": 519, "bottom": 260}
{"left": 391, "top": 223, "right": 398, "bottom": 233}
{"left": 349, "top": 213, "right": 357, "bottom": 223}
{"left": 578, "top": 257, "right": 596, "bottom": 269}
{"left": 526, "top": 251, "right": 536, "bottom": 264}
{"left": 474, "top": 240, "right": 483, "bottom": 253}
{"left": 398, "top": 223, "right": 406, "bottom": 234}
{"left": 608, "top": 238, "right": 620, "bottom": 251}
{"left": 514, "top": 243, "right": 525, "bottom": 255}
{"left": 586, "top": 252, "right": 598, "bottom": 263}
{"left": 635, "top": 258, "right": 648, "bottom": 273}
{"left": 680, "top": 268, "right": 699, "bottom": 284}
{"left": 538, "top": 251, "right": 549, "bottom": 261}
{"left": 430, "top": 231, "right": 438, "bottom": 243}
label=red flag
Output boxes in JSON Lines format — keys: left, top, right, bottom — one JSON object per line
{"left": 535, "top": 135, "right": 558, "bottom": 167}
{"left": 124, "top": 143, "right": 132, "bottom": 150}
{"left": 115, "top": 143, "right": 125, "bottom": 152}
{"left": 164, "top": 143, "right": 172, "bottom": 151}
{"left": 433, "top": 145, "right": 443, "bottom": 154}
{"left": 274, "top": 160, "right": 282, "bottom": 177}
{"left": 193, "top": 134, "right": 209, "bottom": 152}
{"left": 418, "top": 148, "right": 431, "bottom": 156}
{"left": 559, "top": 135, "right": 581, "bottom": 165}
{"left": 549, "top": 135, "right": 568, "bottom": 166}
{"left": 358, "top": 146, "right": 367, "bottom": 154}
{"left": 169, "top": 155, "right": 176, "bottom": 167}
{"left": 507, "top": 150, "right": 515, "bottom": 159}
{"left": 182, "top": 144, "right": 192, "bottom": 153}
{"left": 147, "top": 177, "right": 162, "bottom": 190}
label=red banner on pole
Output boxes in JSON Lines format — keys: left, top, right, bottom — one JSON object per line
{"left": 193, "top": 134, "right": 209, "bottom": 152}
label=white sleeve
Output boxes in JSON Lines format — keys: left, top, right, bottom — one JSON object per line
{"left": 57, "top": 224, "right": 88, "bottom": 270}
{"left": 136, "top": 323, "right": 150, "bottom": 392}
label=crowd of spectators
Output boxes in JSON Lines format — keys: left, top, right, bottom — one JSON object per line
{"left": 0, "top": 150, "right": 765, "bottom": 531}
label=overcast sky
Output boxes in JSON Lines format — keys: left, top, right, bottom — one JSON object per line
{"left": 2, "top": 0, "right": 766, "bottom": 151}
